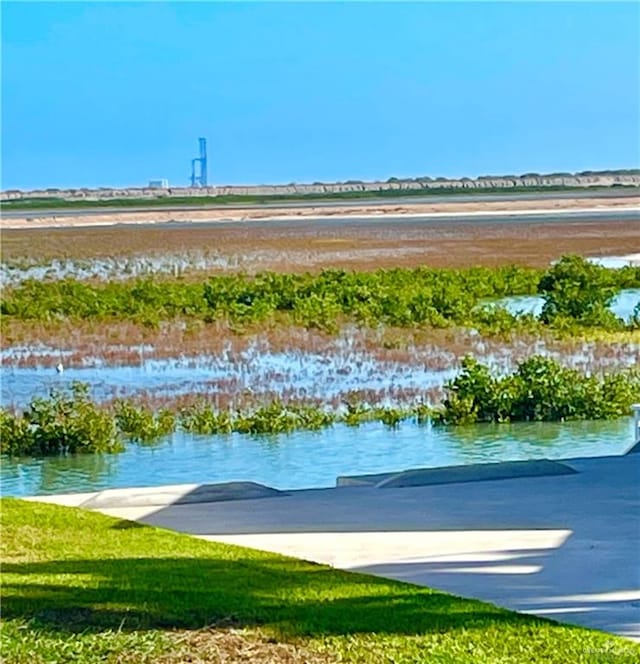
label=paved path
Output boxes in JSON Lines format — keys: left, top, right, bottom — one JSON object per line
{"left": 27, "top": 452, "right": 640, "bottom": 641}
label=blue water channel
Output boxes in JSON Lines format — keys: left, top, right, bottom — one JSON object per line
{"left": 1, "top": 417, "right": 634, "bottom": 497}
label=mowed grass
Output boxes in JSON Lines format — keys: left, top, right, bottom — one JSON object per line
{"left": 1, "top": 499, "right": 638, "bottom": 664}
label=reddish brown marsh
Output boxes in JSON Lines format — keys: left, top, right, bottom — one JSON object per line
{"left": 3, "top": 217, "right": 639, "bottom": 274}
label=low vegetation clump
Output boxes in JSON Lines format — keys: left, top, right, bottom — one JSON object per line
{"left": 0, "top": 383, "right": 122, "bottom": 456}
{"left": 180, "top": 399, "right": 337, "bottom": 435}
{"left": 437, "top": 355, "right": 640, "bottom": 425}
{"left": 2, "top": 498, "right": 638, "bottom": 664}
{"left": 538, "top": 255, "right": 640, "bottom": 328}
{"left": 2, "top": 354, "right": 638, "bottom": 458}
{"left": 2, "top": 257, "right": 637, "bottom": 334}
{"left": 0, "top": 385, "right": 427, "bottom": 457}
{"left": 113, "top": 399, "right": 176, "bottom": 443}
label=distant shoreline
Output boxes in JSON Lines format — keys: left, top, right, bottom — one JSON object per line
{"left": 2, "top": 196, "right": 638, "bottom": 230}
{"left": 2, "top": 172, "right": 639, "bottom": 208}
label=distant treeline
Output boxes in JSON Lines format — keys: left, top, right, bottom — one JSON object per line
{"left": 2, "top": 168, "right": 638, "bottom": 209}
{"left": 382, "top": 168, "right": 640, "bottom": 183}
{"left": 0, "top": 185, "right": 620, "bottom": 210}
{"left": 2, "top": 183, "right": 638, "bottom": 211}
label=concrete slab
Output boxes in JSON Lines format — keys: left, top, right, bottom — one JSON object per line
{"left": 336, "top": 471, "right": 397, "bottom": 487}
{"left": 80, "top": 481, "right": 284, "bottom": 509}
{"left": 376, "top": 459, "right": 575, "bottom": 488}
{"left": 25, "top": 453, "right": 640, "bottom": 641}
{"left": 199, "top": 529, "right": 573, "bottom": 570}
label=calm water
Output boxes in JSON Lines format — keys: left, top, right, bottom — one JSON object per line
{"left": 496, "top": 289, "right": 640, "bottom": 320}
{"left": 4, "top": 337, "right": 638, "bottom": 410}
{"left": 1, "top": 418, "right": 634, "bottom": 497}
{"left": 0, "top": 350, "right": 456, "bottom": 409}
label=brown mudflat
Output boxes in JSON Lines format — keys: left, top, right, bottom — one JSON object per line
{"left": 2, "top": 215, "right": 639, "bottom": 271}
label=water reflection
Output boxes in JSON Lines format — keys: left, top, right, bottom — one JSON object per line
{"left": 493, "top": 289, "right": 640, "bottom": 321}
{"left": 1, "top": 418, "right": 632, "bottom": 497}
{"left": 2, "top": 450, "right": 120, "bottom": 496}
{"left": 1, "top": 349, "right": 457, "bottom": 409}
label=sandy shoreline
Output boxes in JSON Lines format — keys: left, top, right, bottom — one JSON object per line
{"left": 2, "top": 196, "right": 639, "bottom": 230}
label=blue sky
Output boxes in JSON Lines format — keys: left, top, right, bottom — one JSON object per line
{"left": 2, "top": 1, "right": 639, "bottom": 189}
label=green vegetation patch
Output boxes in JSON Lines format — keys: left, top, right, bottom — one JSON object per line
{"left": 2, "top": 351, "right": 639, "bottom": 458}
{"left": 2, "top": 498, "right": 638, "bottom": 663}
{"left": 438, "top": 355, "right": 640, "bottom": 425}
{"left": 2, "top": 258, "right": 638, "bottom": 333}
{"left": 0, "top": 355, "right": 640, "bottom": 457}
{"left": 0, "top": 382, "right": 427, "bottom": 456}
{"left": 0, "top": 264, "right": 544, "bottom": 331}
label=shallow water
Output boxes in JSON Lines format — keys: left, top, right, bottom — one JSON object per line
{"left": 1, "top": 417, "right": 633, "bottom": 497}
{"left": 0, "top": 253, "right": 236, "bottom": 286}
{"left": 0, "top": 349, "right": 456, "bottom": 409}
{"left": 4, "top": 334, "right": 638, "bottom": 410}
{"left": 495, "top": 288, "right": 640, "bottom": 321}
{"left": 588, "top": 255, "right": 640, "bottom": 269}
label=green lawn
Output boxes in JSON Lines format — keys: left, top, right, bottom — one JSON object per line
{"left": 1, "top": 498, "right": 637, "bottom": 663}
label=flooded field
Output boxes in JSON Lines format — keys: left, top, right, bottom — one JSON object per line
{"left": 1, "top": 344, "right": 456, "bottom": 410}
{"left": 3, "top": 329, "right": 639, "bottom": 411}
{"left": 0, "top": 252, "right": 237, "bottom": 286}
{"left": 3, "top": 214, "right": 639, "bottom": 277}
{"left": 2, "top": 211, "right": 639, "bottom": 499}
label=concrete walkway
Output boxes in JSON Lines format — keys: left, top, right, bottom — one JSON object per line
{"left": 26, "top": 452, "right": 640, "bottom": 641}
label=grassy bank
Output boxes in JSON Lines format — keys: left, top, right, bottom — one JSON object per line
{"left": 1, "top": 498, "right": 638, "bottom": 664}
{"left": 3, "top": 184, "right": 637, "bottom": 211}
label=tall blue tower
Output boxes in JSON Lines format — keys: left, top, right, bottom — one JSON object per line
{"left": 190, "top": 137, "right": 208, "bottom": 187}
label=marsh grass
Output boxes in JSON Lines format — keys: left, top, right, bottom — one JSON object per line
{"left": 3, "top": 318, "right": 638, "bottom": 371}
{"left": 2, "top": 217, "right": 639, "bottom": 274}
{"left": 2, "top": 351, "right": 639, "bottom": 456}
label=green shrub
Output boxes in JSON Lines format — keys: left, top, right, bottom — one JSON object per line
{"left": 0, "top": 410, "right": 35, "bottom": 456}
{"left": 1, "top": 383, "right": 123, "bottom": 456}
{"left": 437, "top": 355, "right": 640, "bottom": 425}
{"left": 113, "top": 401, "right": 175, "bottom": 443}
{"left": 538, "top": 255, "right": 622, "bottom": 327}
{"left": 3, "top": 260, "right": 637, "bottom": 333}
{"left": 179, "top": 401, "right": 234, "bottom": 435}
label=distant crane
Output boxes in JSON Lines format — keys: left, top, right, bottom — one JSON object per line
{"left": 190, "top": 137, "right": 208, "bottom": 187}
{"left": 56, "top": 362, "right": 64, "bottom": 374}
